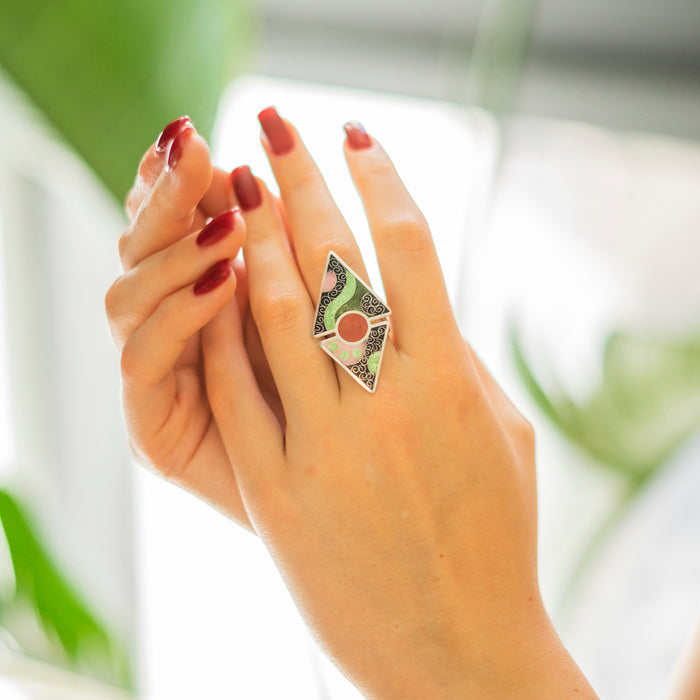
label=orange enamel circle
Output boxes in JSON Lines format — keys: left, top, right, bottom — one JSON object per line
{"left": 336, "top": 312, "right": 369, "bottom": 343}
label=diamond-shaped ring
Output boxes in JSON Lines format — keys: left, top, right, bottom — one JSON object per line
{"left": 312, "top": 252, "right": 391, "bottom": 393}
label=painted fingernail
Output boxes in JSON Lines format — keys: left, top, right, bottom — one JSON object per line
{"left": 344, "top": 121, "right": 372, "bottom": 150}
{"left": 231, "top": 165, "right": 262, "bottom": 211}
{"left": 258, "top": 106, "right": 294, "bottom": 155}
{"left": 156, "top": 116, "right": 191, "bottom": 154}
{"left": 196, "top": 209, "right": 238, "bottom": 247}
{"left": 166, "top": 126, "right": 194, "bottom": 172}
{"left": 193, "top": 260, "right": 232, "bottom": 296}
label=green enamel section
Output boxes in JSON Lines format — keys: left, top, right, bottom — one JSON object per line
{"left": 324, "top": 270, "right": 356, "bottom": 330}
{"left": 352, "top": 347, "right": 362, "bottom": 358}
{"left": 339, "top": 350, "right": 349, "bottom": 360}
{"left": 328, "top": 341, "right": 338, "bottom": 352}
{"left": 367, "top": 351, "right": 381, "bottom": 374}
{"left": 332, "top": 280, "right": 373, "bottom": 322}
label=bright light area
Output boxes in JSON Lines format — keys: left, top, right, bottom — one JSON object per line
{"left": 0, "top": 207, "right": 16, "bottom": 477}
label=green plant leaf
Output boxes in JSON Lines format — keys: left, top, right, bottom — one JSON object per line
{"left": 468, "top": 0, "right": 537, "bottom": 116}
{"left": 0, "top": 0, "right": 257, "bottom": 202}
{"left": 510, "top": 324, "right": 700, "bottom": 480}
{"left": 0, "top": 489, "right": 131, "bottom": 687}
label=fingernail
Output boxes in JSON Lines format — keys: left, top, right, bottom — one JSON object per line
{"left": 166, "top": 126, "right": 194, "bottom": 172}
{"left": 196, "top": 209, "right": 238, "bottom": 247}
{"left": 258, "top": 106, "right": 294, "bottom": 155}
{"left": 193, "top": 260, "right": 232, "bottom": 296}
{"left": 156, "top": 116, "right": 192, "bottom": 154}
{"left": 231, "top": 165, "right": 262, "bottom": 211}
{"left": 344, "top": 121, "right": 372, "bottom": 150}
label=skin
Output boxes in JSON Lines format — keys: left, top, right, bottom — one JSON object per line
{"left": 106, "top": 118, "right": 598, "bottom": 698}
{"left": 669, "top": 619, "right": 700, "bottom": 700}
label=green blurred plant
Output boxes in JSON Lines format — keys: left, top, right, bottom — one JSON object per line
{"left": 512, "top": 328, "right": 700, "bottom": 481}
{"left": 0, "top": 489, "right": 130, "bottom": 687}
{"left": 0, "top": 0, "right": 257, "bottom": 202}
{"left": 511, "top": 325, "right": 700, "bottom": 596}
{"left": 0, "top": 0, "right": 257, "bottom": 688}
{"left": 468, "top": 0, "right": 538, "bottom": 116}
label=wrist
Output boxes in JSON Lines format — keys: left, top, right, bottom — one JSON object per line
{"left": 456, "top": 608, "right": 598, "bottom": 700}
{"left": 359, "top": 600, "right": 597, "bottom": 700}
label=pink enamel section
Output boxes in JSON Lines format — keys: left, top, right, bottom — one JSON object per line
{"left": 321, "top": 270, "right": 337, "bottom": 292}
{"left": 322, "top": 337, "right": 366, "bottom": 366}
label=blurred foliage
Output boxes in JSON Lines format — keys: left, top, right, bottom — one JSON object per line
{"left": 469, "top": 0, "right": 538, "bottom": 116}
{"left": 0, "top": 489, "right": 130, "bottom": 688}
{"left": 0, "top": 0, "right": 258, "bottom": 688}
{"left": 0, "top": 0, "right": 257, "bottom": 202}
{"left": 511, "top": 326, "right": 700, "bottom": 598}
{"left": 511, "top": 327, "right": 700, "bottom": 483}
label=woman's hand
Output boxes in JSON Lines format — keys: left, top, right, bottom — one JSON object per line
{"left": 202, "top": 110, "right": 598, "bottom": 698}
{"left": 105, "top": 117, "right": 260, "bottom": 527}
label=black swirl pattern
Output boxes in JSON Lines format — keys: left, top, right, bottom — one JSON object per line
{"left": 360, "top": 291, "right": 390, "bottom": 318}
{"left": 350, "top": 324, "right": 388, "bottom": 390}
{"left": 313, "top": 257, "right": 347, "bottom": 335}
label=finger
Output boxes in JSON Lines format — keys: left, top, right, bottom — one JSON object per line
{"left": 168, "top": 418, "right": 255, "bottom": 533}
{"left": 230, "top": 256, "right": 250, "bottom": 320}
{"left": 202, "top": 297, "right": 285, "bottom": 498}
{"left": 343, "top": 122, "right": 459, "bottom": 355}
{"left": 121, "top": 260, "right": 237, "bottom": 390}
{"left": 257, "top": 107, "right": 369, "bottom": 296}
{"left": 231, "top": 165, "right": 339, "bottom": 416}
{"left": 199, "top": 166, "right": 237, "bottom": 218}
{"left": 106, "top": 209, "right": 245, "bottom": 349}
{"left": 120, "top": 126, "right": 213, "bottom": 271}
{"left": 125, "top": 116, "right": 193, "bottom": 221}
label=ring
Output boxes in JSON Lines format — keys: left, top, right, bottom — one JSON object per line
{"left": 312, "top": 252, "right": 391, "bottom": 393}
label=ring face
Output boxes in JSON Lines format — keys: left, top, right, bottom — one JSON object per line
{"left": 312, "top": 251, "right": 391, "bottom": 392}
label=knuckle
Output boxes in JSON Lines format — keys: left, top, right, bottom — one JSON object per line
{"left": 156, "top": 293, "right": 186, "bottom": 340}
{"left": 258, "top": 291, "right": 305, "bottom": 333}
{"left": 158, "top": 239, "right": 182, "bottom": 278}
{"left": 104, "top": 278, "right": 123, "bottom": 318}
{"left": 119, "top": 338, "right": 139, "bottom": 379}
{"left": 311, "top": 236, "right": 355, "bottom": 271}
{"left": 124, "top": 188, "right": 139, "bottom": 220}
{"left": 282, "top": 161, "right": 320, "bottom": 195}
{"left": 380, "top": 215, "right": 432, "bottom": 253}
{"left": 357, "top": 155, "right": 395, "bottom": 186}
{"left": 118, "top": 228, "right": 132, "bottom": 267}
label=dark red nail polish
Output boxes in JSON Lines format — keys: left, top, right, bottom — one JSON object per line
{"left": 193, "top": 260, "right": 232, "bottom": 296}
{"left": 231, "top": 165, "right": 262, "bottom": 211}
{"left": 156, "top": 116, "right": 191, "bottom": 154}
{"left": 167, "top": 126, "right": 194, "bottom": 172}
{"left": 258, "top": 106, "right": 294, "bottom": 155}
{"left": 196, "top": 209, "right": 238, "bottom": 247}
{"left": 344, "top": 121, "right": 372, "bottom": 150}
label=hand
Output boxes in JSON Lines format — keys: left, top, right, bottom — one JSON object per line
{"left": 202, "top": 111, "right": 598, "bottom": 698}
{"left": 105, "top": 117, "right": 261, "bottom": 528}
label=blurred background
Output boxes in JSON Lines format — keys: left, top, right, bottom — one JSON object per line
{"left": 0, "top": 0, "right": 698, "bottom": 698}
